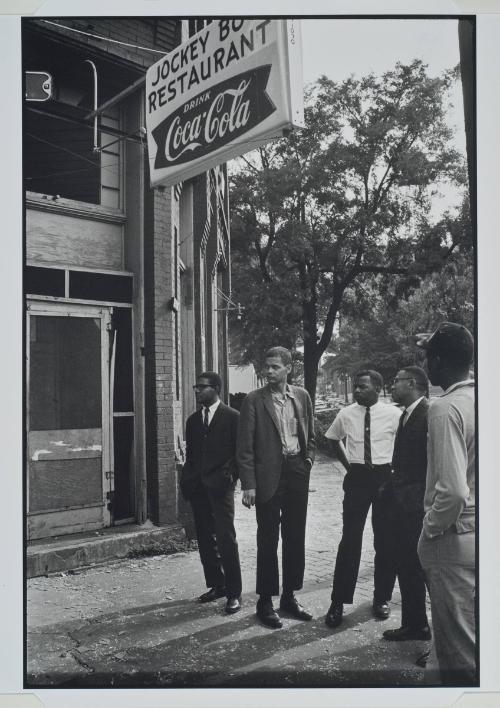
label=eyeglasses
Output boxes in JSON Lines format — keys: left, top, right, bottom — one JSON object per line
{"left": 193, "top": 384, "right": 213, "bottom": 391}
{"left": 392, "top": 377, "right": 414, "bottom": 384}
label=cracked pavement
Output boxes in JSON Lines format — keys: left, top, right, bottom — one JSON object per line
{"left": 27, "top": 451, "right": 431, "bottom": 688}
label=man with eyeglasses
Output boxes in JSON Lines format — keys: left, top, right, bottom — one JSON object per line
{"left": 180, "top": 371, "right": 242, "bottom": 614}
{"left": 381, "top": 366, "right": 431, "bottom": 642}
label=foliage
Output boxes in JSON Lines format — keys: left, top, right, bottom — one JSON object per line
{"left": 326, "top": 251, "right": 474, "bottom": 382}
{"left": 229, "top": 60, "right": 470, "bottom": 402}
{"left": 314, "top": 408, "right": 341, "bottom": 454}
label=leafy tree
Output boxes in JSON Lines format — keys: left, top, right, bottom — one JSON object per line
{"left": 326, "top": 249, "right": 474, "bottom": 384}
{"left": 229, "top": 60, "right": 469, "bottom": 402}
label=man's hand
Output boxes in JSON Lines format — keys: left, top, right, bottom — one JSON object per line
{"left": 242, "top": 489, "right": 256, "bottom": 508}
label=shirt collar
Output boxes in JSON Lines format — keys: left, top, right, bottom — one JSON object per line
{"left": 405, "top": 396, "right": 425, "bottom": 418}
{"left": 270, "top": 384, "right": 295, "bottom": 399}
{"left": 203, "top": 399, "right": 221, "bottom": 414}
{"left": 442, "top": 379, "right": 475, "bottom": 396}
{"left": 354, "top": 400, "right": 381, "bottom": 411}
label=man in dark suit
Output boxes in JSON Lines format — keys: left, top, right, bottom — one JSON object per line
{"left": 180, "top": 371, "right": 242, "bottom": 614}
{"left": 382, "top": 365, "right": 431, "bottom": 641}
{"left": 237, "top": 346, "right": 316, "bottom": 629}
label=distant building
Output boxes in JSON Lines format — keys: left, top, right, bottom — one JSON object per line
{"left": 228, "top": 364, "right": 261, "bottom": 395}
{"left": 24, "top": 18, "right": 230, "bottom": 543}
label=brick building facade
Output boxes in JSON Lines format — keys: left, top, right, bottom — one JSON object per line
{"left": 24, "top": 17, "right": 230, "bottom": 541}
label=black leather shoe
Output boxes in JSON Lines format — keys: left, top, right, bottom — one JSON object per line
{"left": 256, "top": 599, "right": 283, "bottom": 629}
{"left": 383, "top": 625, "right": 431, "bottom": 641}
{"left": 225, "top": 597, "right": 242, "bottom": 614}
{"left": 373, "top": 600, "right": 391, "bottom": 619}
{"left": 325, "top": 602, "right": 343, "bottom": 628}
{"left": 198, "top": 586, "right": 226, "bottom": 603}
{"left": 279, "top": 593, "right": 313, "bottom": 621}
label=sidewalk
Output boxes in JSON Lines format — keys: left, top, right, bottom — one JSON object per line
{"left": 27, "top": 452, "right": 430, "bottom": 688}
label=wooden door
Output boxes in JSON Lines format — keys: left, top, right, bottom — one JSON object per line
{"left": 27, "top": 302, "right": 113, "bottom": 540}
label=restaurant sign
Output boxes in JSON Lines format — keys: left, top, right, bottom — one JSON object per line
{"left": 145, "top": 19, "right": 304, "bottom": 187}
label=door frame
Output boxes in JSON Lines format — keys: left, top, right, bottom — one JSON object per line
{"left": 26, "top": 300, "right": 114, "bottom": 538}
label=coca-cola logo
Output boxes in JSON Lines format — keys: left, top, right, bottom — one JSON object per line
{"left": 152, "top": 65, "right": 275, "bottom": 169}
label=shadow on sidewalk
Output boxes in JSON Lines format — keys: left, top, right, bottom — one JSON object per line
{"left": 27, "top": 596, "right": 428, "bottom": 689}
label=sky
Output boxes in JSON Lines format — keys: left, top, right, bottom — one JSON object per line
{"left": 291, "top": 17, "right": 467, "bottom": 218}
{"left": 300, "top": 18, "right": 466, "bottom": 153}
{"left": 301, "top": 18, "right": 461, "bottom": 83}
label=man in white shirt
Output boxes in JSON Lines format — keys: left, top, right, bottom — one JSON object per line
{"left": 417, "top": 322, "right": 476, "bottom": 685}
{"left": 324, "top": 369, "right": 401, "bottom": 629}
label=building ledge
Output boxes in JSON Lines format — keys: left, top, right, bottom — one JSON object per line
{"left": 26, "top": 522, "right": 188, "bottom": 578}
{"left": 26, "top": 191, "right": 127, "bottom": 225}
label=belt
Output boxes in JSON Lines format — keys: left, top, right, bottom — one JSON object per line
{"left": 351, "top": 462, "right": 391, "bottom": 469}
{"left": 283, "top": 452, "right": 301, "bottom": 459}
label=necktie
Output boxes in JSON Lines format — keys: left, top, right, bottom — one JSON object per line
{"left": 396, "top": 409, "right": 407, "bottom": 436}
{"left": 203, "top": 406, "right": 210, "bottom": 435}
{"left": 364, "top": 406, "right": 372, "bottom": 468}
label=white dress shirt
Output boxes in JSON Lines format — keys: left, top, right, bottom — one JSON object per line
{"left": 325, "top": 401, "right": 402, "bottom": 465}
{"left": 202, "top": 399, "right": 221, "bottom": 426}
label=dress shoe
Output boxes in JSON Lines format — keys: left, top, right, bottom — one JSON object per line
{"left": 225, "top": 597, "right": 242, "bottom": 614}
{"left": 198, "top": 586, "right": 226, "bottom": 603}
{"left": 279, "top": 593, "right": 313, "bottom": 621}
{"left": 372, "top": 600, "right": 391, "bottom": 620}
{"left": 383, "top": 625, "right": 431, "bottom": 641}
{"left": 325, "top": 602, "right": 343, "bottom": 628}
{"left": 256, "top": 598, "right": 283, "bottom": 629}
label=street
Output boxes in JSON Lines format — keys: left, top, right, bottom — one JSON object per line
{"left": 27, "top": 451, "right": 430, "bottom": 688}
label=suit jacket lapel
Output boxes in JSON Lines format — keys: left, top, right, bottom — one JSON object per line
{"left": 291, "top": 391, "right": 306, "bottom": 451}
{"left": 262, "top": 388, "right": 282, "bottom": 438}
{"left": 394, "top": 400, "right": 428, "bottom": 462}
{"left": 392, "top": 411, "right": 405, "bottom": 465}
{"left": 208, "top": 402, "right": 225, "bottom": 433}
{"left": 403, "top": 398, "right": 428, "bottom": 433}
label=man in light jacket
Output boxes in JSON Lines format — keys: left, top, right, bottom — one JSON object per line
{"left": 417, "top": 322, "right": 476, "bottom": 686}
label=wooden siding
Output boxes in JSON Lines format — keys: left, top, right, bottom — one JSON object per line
{"left": 27, "top": 207, "right": 123, "bottom": 270}
{"left": 28, "top": 428, "right": 102, "bottom": 462}
{"left": 28, "top": 505, "right": 105, "bottom": 540}
{"left": 29, "top": 458, "right": 102, "bottom": 513}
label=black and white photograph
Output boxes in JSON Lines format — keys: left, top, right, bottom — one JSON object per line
{"left": 2, "top": 1, "right": 500, "bottom": 706}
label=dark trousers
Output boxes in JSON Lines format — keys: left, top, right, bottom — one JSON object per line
{"left": 190, "top": 482, "right": 242, "bottom": 599}
{"left": 331, "top": 464, "right": 395, "bottom": 605}
{"left": 255, "top": 455, "right": 310, "bottom": 598}
{"left": 391, "top": 506, "right": 428, "bottom": 628}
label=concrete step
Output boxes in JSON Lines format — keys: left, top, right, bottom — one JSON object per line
{"left": 26, "top": 521, "right": 189, "bottom": 578}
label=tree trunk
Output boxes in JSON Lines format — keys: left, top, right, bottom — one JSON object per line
{"left": 302, "top": 297, "right": 321, "bottom": 405}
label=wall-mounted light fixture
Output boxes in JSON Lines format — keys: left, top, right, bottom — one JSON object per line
{"left": 215, "top": 289, "right": 244, "bottom": 321}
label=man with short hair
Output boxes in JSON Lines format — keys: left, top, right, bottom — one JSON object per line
{"left": 237, "top": 346, "right": 316, "bottom": 629}
{"left": 417, "top": 322, "right": 476, "bottom": 685}
{"left": 180, "top": 371, "right": 242, "bottom": 615}
{"left": 382, "top": 366, "right": 431, "bottom": 641}
{"left": 324, "top": 369, "right": 401, "bottom": 629}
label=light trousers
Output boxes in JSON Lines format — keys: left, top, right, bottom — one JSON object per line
{"left": 418, "top": 528, "right": 476, "bottom": 686}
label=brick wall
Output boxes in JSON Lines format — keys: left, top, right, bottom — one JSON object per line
{"left": 144, "top": 184, "right": 182, "bottom": 525}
